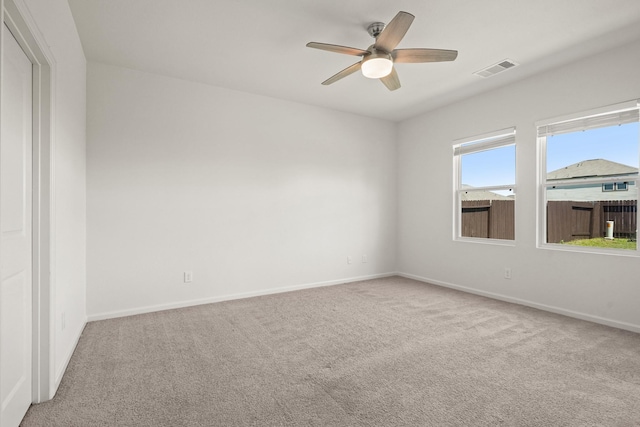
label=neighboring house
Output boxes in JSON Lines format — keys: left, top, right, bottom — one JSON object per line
{"left": 460, "top": 184, "right": 513, "bottom": 201}
{"left": 546, "top": 159, "right": 638, "bottom": 201}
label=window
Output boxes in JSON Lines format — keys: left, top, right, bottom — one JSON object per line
{"left": 453, "top": 128, "right": 516, "bottom": 242}
{"left": 602, "top": 182, "right": 628, "bottom": 192}
{"left": 538, "top": 100, "right": 639, "bottom": 252}
{"left": 602, "top": 182, "right": 629, "bottom": 191}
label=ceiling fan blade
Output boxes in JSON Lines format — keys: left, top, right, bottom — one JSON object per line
{"left": 322, "top": 62, "right": 362, "bottom": 85}
{"left": 306, "top": 42, "right": 369, "bottom": 56}
{"left": 380, "top": 67, "right": 401, "bottom": 91}
{"left": 375, "top": 11, "right": 415, "bottom": 53}
{"left": 393, "top": 48, "right": 458, "bottom": 63}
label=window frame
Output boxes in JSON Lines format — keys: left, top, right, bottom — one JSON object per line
{"left": 453, "top": 127, "right": 517, "bottom": 245}
{"left": 536, "top": 100, "right": 640, "bottom": 256}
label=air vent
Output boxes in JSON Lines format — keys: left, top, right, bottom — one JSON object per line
{"left": 474, "top": 59, "right": 518, "bottom": 78}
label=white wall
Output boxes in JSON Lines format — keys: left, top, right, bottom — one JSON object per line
{"left": 86, "top": 62, "right": 396, "bottom": 319}
{"left": 18, "top": 0, "right": 87, "bottom": 391}
{"left": 398, "top": 38, "right": 640, "bottom": 332}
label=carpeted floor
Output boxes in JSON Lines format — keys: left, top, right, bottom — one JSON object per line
{"left": 21, "top": 276, "right": 640, "bottom": 426}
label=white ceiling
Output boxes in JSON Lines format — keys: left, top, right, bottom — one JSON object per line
{"left": 67, "top": 0, "right": 640, "bottom": 122}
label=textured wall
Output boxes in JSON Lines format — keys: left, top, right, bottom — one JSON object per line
{"left": 22, "top": 0, "right": 87, "bottom": 390}
{"left": 86, "top": 62, "right": 397, "bottom": 318}
{"left": 397, "top": 38, "right": 640, "bottom": 331}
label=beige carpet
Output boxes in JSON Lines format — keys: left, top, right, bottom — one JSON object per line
{"left": 21, "top": 276, "right": 640, "bottom": 426}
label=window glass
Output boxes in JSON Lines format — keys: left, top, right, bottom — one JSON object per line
{"left": 542, "top": 112, "right": 638, "bottom": 252}
{"left": 546, "top": 184, "right": 637, "bottom": 250}
{"left": 454, "top": 129, "right": 516, "bottom": 242}
{"left": 461, "top": 145, "right": 515, "bottom": 188}
{"left": 546, "top": 124, "right": 638, "bottom": 174}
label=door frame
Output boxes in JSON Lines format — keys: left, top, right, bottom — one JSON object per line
{"left": 1, "top": 0, "right": 56, "bottom": 403}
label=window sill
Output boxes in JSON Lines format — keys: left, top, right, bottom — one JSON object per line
{"left": 455, "top": 237, "right": 516, "bottom": 247}
{"left": 537, "top": 242, "right": 640, "bottom": 257}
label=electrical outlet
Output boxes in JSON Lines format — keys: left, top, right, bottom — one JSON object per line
{"left": 184, "top": 271, "right": 193, "bottom": 283}
{"left": 347, "top": 256, "right": 352, "bottom": 264}
{"left": 504, "top": 267, "right": 512, "bottom": 279}
{"left": 362, "top": 255, "right": 367, "bottom": 263}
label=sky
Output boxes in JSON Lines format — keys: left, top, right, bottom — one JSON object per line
{"left": 461, "top": 122, "right": 639, "bottom": 188}
{"left": 546, "top": 122, "right": 639, "bottom": 172}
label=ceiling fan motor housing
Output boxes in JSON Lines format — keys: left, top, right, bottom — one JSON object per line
{"left": 367, "top": 22, "right": 386, "bottom": 39}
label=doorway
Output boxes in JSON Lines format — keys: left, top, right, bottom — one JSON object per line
{"left": 1, "top": 1, "right": 55, "bottom": 425}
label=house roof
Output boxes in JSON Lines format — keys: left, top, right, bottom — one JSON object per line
{"left": 460, "top": 185, "right": 513, "bottom": 201}
{"left": 547, "top": 159, "right": 638, "bottom": 180}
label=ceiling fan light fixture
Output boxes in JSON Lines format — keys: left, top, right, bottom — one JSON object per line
{"left": 361, "top": 52, "right": 393, "bottom": 79}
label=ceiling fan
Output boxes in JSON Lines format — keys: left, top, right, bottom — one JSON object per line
{"left": 306, "top": 11, "right": 458, "bottom": 91}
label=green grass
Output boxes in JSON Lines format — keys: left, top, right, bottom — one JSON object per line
{"left": 562, "top": 237, "right": 636, "bottom": 250}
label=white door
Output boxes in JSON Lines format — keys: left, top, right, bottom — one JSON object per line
{"left": 1, "top": 23, "right": 33, "bottom": 427}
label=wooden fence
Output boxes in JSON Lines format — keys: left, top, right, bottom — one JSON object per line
{"left": 461, "top": 199, "right": 637, "bottom": 242}
{"left": 547, "top": 200, "right": 637, "bottom": 243}
{"left": 461, "top": 200, "right": 514, "bottom": 240}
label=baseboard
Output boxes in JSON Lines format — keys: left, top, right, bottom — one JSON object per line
{"left": 87, "top": 272, "right": 397, "bottom": 322}
{"left": 52, "top": 318, "right": 87, "bottom": 396}
{"left": 398, "top": 272, "right": 640, "bottom": 334}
